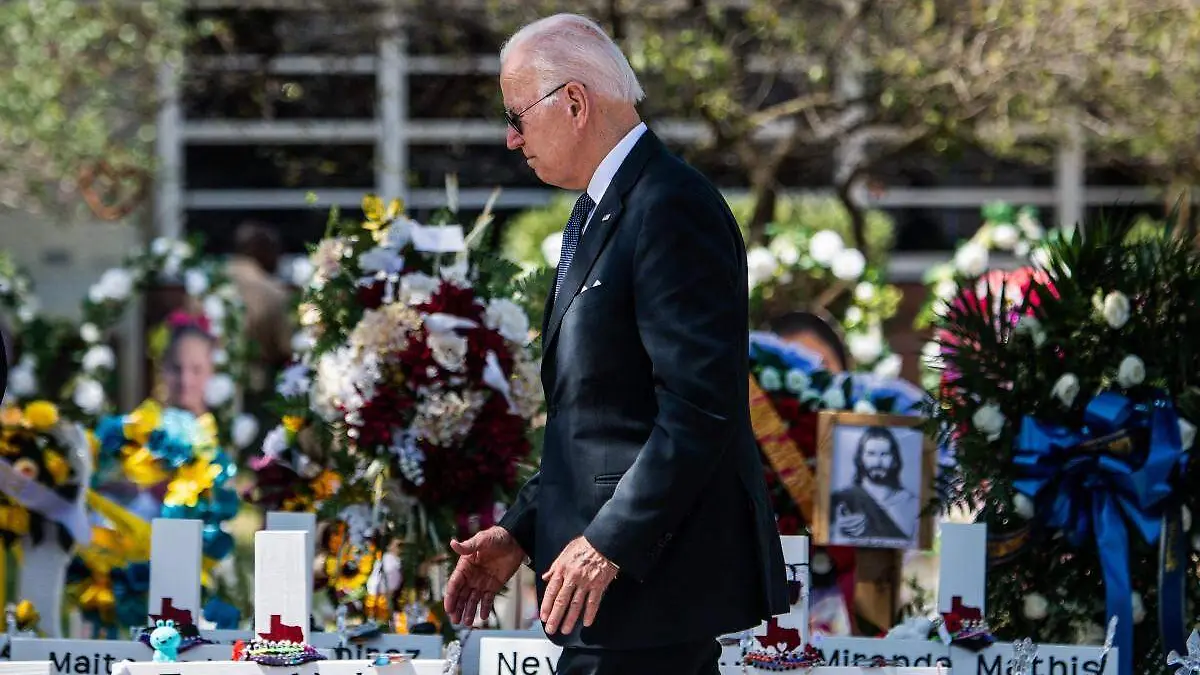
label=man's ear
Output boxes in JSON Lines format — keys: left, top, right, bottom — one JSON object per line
{"left": 565, "top": 82, "right": 588, "bottom": 124}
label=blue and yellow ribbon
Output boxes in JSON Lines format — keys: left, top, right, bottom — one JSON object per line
{"left": 1013, "top": 392, "right": 1188, "bottom": 675}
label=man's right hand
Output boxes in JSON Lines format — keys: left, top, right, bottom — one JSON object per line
{"left": 444, "top": 526, "right": 527, "bottom": 625}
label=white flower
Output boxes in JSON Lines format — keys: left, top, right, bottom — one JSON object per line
{"left": 1017, "top": 210, "right": 1044, "bottom": 239}
{"left": 854, "top": 282, "right": 876, "bottom": 303}
{"left": 831, "top": 248, "right": 866, "bottom": 281}
{"left": 921, "top": 341, "right": 943, "bottom": 369}
{"left": 88, "top": 268, "right": 134, "bottom": 303}
{"left": 1030, "top": 246, "right": 1053, "bottom": 270}
{"left": 541, "top": 231, "right": 564, "bottom": 267}
{"left": 80, "top": 323, "right": 101, "bottom": 344}
{"left": 151, "top": 237, "right": 172, "bottom": 256}
{"left": 277, "top": 363, "right": 312, "bottom": 399}
{"left": 808, "top": 230, "right": 844, "bottom": 265}
{"left": 9, "top": 356, "right": 36, "bottom": 397}
{"left": 747, "top": 247, "right": 779, "bottom": 289}
{"left": 853, "top": 399, "right": 877, "bottom": 414}
{"left": 1022, "top": 593, "right": 1049, "bottom": 620}
{"left": 1132, "top": 592, "right": 1145, "bottom": 624}
{"left": 290, "top": 257, "right": 314, "bottom": 287}
{"left": 759, "top": 367, "right": 782, "bottom": 392}
{"left": 400, "top": 272, "right": 440, "bottom": 305}
{"left": 381, "top": 217, "right": 415, "bottom": 250}
{"left": 310, "top": 238, "right": 346, "bottom": 289}
{"left": 1179, "top": 417, "right": 1196, "bottom": 451}
{"left": 81, "top": 345, "right": 115, "bottom": 373}
{"left": 821, "top": 386, "right": 846, "bottom": 410}
{"left": 784, "top": 369, "right": 810, "bottom": 393}
{"left": 72, "top": 378, "right": 105, "bottom": 413}
{"left": 1102, "top": 291, "right": 1131, "bottom": 329}
{"left": 439, "top": 260, "right": 470, "bottom": 287}
{"left": 410, "top": 390, "right": 487, "bottom": 447}
{"left": 185, "top": 269, "right": 209, "bottom": 296}
{"left": 203, "top": 373, "right": 236, "bottom": 407}
{"left": 1014, "top": 240, "right": 1031, "bottom": 257}
{"left": 934, "top": 278, "right": 958, "bottom": 301}
{"left": 771, "top": 240, "right": 800, "bottom": 266}
{"left": 203, "top": 295, "right": 226, "bottom": 323}
{"left": 972, "top": 403, "right": 1006, "bottom": 442}
{"left": 212, "top": 348, "right": 229, "bottom": 366}
{"left": 991, "top": 224, "right": 1019, "bottom": 250}
{"left": 1117, "top": 355, "right": 1145, "bottom": 388}
{"left": 1013, "top": 493, "right": 1035, "bottom": 520}
{"left": 1051, "top": 373, "right": 1080, "bottom": 407}
{"left": 953, "top": 242, "right": 989, "bottom": 277}
{"left": 844, "top": 306, "right": 864, "bottom": 325}
{"left": 484, "top": 298, "right": 531, "bottom": 344}
{"left": 846, "top": 327, "right": 884, "bottom": 365}
{"left": 17, "top": 300, "right": 37, "bottom": 323}
{"left": 232, "top": 414, "right": 259, "bottom": 449}
{"left": 262, "top": 426, "right": 288, "bottom": 459}
{"left": 291, "top": 330, "right": 316, "bottom": 354}
{"left": 427, "top": 332, "right": 468, "bottom": 372}
{"left": 873, "top": 354, "right": 902, "bottom": 379}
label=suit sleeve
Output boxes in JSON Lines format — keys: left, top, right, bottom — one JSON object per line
{"left": 582, "top": 190, "right": 745, "bottom": 581}
{"left": 498, "top": 471, "right": 539, "bottom": 557}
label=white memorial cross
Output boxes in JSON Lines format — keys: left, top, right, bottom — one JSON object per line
{"left": 11, "top": 518, "right": 237, "bottom": 675}
{"left": 111, "top": 530, "right": 432, "bottom": 675}
{"left": 259, "top": 514, "right": 441, "bottom": 661}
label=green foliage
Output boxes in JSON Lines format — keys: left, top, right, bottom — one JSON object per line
{"left": 500, "top": 196, "right": 575, "bottom": 271}
{"left": 501, "top": 194, "right": 894, "bottom": 268}
{"left": 928, "top": 213, "right": 1200, "bottom": 672}
{"left": 0, "top": 0, "right": 186, "bottom": 215}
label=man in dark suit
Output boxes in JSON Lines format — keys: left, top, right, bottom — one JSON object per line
{"left": 443, "top": 13, "right": 788, "bottom": 673}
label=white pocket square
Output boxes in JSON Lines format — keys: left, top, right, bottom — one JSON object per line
{"left": 578, "top": 279, "right": 602, "bottom": 295}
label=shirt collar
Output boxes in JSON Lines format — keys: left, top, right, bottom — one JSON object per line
{"left": 586, "top": 122, "right": 648, "bottom": 206}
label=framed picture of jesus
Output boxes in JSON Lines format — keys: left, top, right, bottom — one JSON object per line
{"left": 812, "top": 412, "right": 935, "bottom": 550}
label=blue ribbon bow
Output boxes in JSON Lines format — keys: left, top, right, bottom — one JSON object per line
{"left": 1013, "top": 392, "right": 1187, "bottom": 675}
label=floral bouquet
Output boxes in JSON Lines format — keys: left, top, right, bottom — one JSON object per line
{"left": 252, "top": 190, "right": 543, "bottom": 629}
{"left": 927, "top": 217, "right": 1200, "bottom": 675}
{"left": 91, "top": 400, "right": 240, "bottom": 564}
{"left": 0, "top": 401, "right": 93, "bottom": 637}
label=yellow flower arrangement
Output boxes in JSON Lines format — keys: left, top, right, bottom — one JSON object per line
{"left": 122, "top": 401, "right": 161, "bottom": 446}
{"left": 362, "top": 195, "right": 404, "bottom": 233}
{"left": 23, "top": 401, "right": 58, "bottom": 431}
{"left": 163, "top": 457, "right": 222, "bottom": 508}
{"left": 119, "top": 446, "right": 169, "bottom": 487}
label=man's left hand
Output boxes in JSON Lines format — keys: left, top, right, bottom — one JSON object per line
{"left": 540, "top": 536, "right": 618, "bottom": 635}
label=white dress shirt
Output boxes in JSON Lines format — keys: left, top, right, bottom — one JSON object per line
{"left": 581, "top": 122, "right": 648, "bottom": 236}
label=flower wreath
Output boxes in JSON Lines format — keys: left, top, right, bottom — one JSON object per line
{"left": 75, "top": 237, "right": 249, "bottom": 441}
{"left": 0, "top": 401, "right": 91, "bottom": 549}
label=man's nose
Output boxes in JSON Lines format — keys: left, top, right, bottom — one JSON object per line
{"left": 506, "top": 126, "right": 523, "bottom": 150}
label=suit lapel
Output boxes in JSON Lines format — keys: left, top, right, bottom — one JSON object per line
{"left": 540, "top": 131, "right": 665, "bottom": 353}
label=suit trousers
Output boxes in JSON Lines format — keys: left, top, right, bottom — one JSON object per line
{"left": 556, "top": 639, "right": 722, "bottom": 675}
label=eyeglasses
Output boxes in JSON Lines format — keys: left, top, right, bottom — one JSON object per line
{"left": 503, "top": 82, "right": 570, "bottom": 135}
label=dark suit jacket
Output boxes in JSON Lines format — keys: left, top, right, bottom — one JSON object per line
{"left": 499, "top": 130, "right": 789, "bottom": 649}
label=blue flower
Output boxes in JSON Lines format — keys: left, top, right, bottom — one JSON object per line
{"left": 202, "top": 598, "right": 240, "bottom": 630}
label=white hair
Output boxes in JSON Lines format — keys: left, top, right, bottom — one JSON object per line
{"left": 500, "top": 13, "right": 645, "bottom": 104}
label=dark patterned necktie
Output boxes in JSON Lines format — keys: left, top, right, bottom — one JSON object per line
{"left": 554, "top": 192, "right": 596, "bottom": 301}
